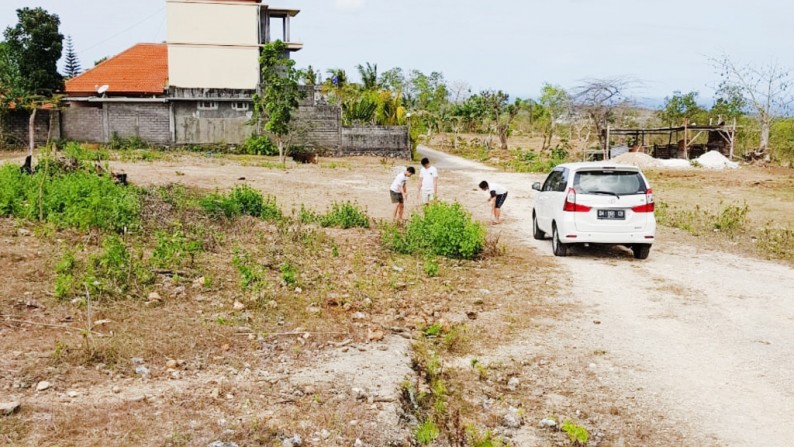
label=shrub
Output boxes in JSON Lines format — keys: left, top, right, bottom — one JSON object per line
{"left": 279, "top": 261, "right": 297, "bottom": 286}
{"left": 200, "top": 185, "right": 282, "bottom": 221}
{"left": 319, "top": 201, "right": 370, "bottom": 228}
{"left": 383, "top": 201, "right": 485, "bottom": 259}
{"left": 0, "top": 163, "right": 140, "bottom": 232}
{"left": 240, "top": 134, "right": 278, "bottom": 156}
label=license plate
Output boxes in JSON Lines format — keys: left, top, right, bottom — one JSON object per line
{"left": 597, "top": 209, "right": 625, "bottom": 220}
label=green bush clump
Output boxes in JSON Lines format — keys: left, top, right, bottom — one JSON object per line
{"left": 319, "top": 201, "right": 370, "bottom": 228}
{"left": 200, "top": 185, "right": 282, "bottom": 221}
{"left": 383, "top": 201, "right": 485, "bottom": 259}
{"left": 299, "top": 201, "right": 370, "bottom": 229}
{"left": 241, "top": 134, "right": 278, "bottom": 156}
{"left": 0, "top": 163, "right": 140, "bottom": 232}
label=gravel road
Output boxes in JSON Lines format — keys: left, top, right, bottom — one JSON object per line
{"left": 419, "top": 145, "right": 794, "bottom": 447}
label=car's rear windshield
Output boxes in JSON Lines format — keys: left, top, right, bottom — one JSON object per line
{"left": 573, "top": 170, "right": 647, "bottom": 195}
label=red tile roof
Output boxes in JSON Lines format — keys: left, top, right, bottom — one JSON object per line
{"left": 65, "top": 43, "right": 168, "bottom": 96}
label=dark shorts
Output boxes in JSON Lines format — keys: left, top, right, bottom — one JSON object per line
{"left": 390, "top": 190, "right": 404, "bottom": 204}
{"left": 494, "top": 192, "right": 508, "bottom": 209}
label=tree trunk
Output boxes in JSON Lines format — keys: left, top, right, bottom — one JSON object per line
{"left": 28, "top": 108, "right": 37, "bottom": 157}
{"left": 759, "top": 116, "right": 770, "bottom": 159}
{"left": 278, "top": 139, "right": 286, "bottom": 166}
{"left": 499, "top": 127, "right": 508, "bottom": 150}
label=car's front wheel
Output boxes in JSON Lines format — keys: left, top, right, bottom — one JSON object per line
{"left": 532, "top": 213, "right": 545, "bottom": 240}
{"left": 552, "top": 224, "right": 569, "bottom": 257}
{"left": 632, "top": 244, "right": 652, "bottom": 260}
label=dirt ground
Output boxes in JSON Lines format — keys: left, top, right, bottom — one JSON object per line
{"left": 2, "top": 147, "right": 794, "bottom": 446}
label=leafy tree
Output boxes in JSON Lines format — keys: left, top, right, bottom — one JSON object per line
{"left": 63, "top": 35, "right": 81, "bottom": 78}
{"left": 710, "top": 84, "right": 746, "bottom": 122}
{"left": 658, "top": 91, "right": 706, "bottom": 125}
{"left": 481, "top": 90, "right": 523, "bottom": 150}
{"left": 379, "top": 67, "right": 405, "bottom": 93}
{"left": 3, "top": 7, "right": 64, "bottom": 94}
{"left": 251, "top": 40, "right": 305, "bottom": 165}
{"left": 538, "top": 83, "right": 570, "bottom": 151}
{"left": 712, "top": 55, "right": 794, "bottom": 159}
{"left": 407, "top": 70, "right": 448, "bottom": 113}
{"left": 356, "top": 62, "right": 379, "bottom": 90}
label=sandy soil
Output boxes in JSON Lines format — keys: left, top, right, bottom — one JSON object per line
{"left": 420, "top": 145, "right": 794, "bottom": 447}
{"left": 3, "top": 148, "right": 793, "bottom": 446}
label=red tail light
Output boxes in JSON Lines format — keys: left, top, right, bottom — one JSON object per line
{"left": 563, "top": 188, "right": 592, "bottom": 212}
{"left": 632, "top": 188, "right": 655, "bottom": 213}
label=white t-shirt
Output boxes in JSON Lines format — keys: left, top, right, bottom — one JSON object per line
{"left": 419, "top": 166, "right": 439, "bottom": 191}
{"left": 489, "top": 183, "right": 507, "bottom": 196}
{"left": 391, "top": 172, "right": 408, "bottom": 193}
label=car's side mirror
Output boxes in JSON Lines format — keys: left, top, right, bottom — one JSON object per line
{"left": 532, "top": 182, "right": 541, "bottom": 191}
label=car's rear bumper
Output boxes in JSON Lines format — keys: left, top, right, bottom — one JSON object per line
{"left": 558, "top": 231, "right": 655, "bottom": 244}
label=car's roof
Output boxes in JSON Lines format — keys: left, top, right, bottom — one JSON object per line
{"left": 554, "top": 161, "right": 642, "bottom": 171}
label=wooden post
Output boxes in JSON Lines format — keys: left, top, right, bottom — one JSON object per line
{"left": 604, "top": 124, "right": 610, "bottom": 160}
{"left": 683, "top": 118, "right": 689, "bottom": 160}
{"left": 729, "top": 117, "right": 736, "bottom": 160}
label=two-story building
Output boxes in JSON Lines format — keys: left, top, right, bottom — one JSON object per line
{"left": 63, "top": 0, "right": 301, "bottom": 146}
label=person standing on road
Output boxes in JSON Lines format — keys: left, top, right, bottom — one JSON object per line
{"left": 479, "top": 180, "right": 508, "bottom": 224}
{"left": 390, "top": 166, "right": 415, "bottom": 223}
{"left": 417, "top": 157, "right": 439, "bottom": 204}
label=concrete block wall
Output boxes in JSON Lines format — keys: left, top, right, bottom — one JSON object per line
{"left": 106, "top": 103, "right": 171, "bottom": 144}
{"left": 173, "top": 102, "right": 253, "bottom": 145}
{"left": 293, "top": 105, "right": 341, "bottom": 151}
{"left": 61, "top": 107, "right": 103, "bottom": 143}
{"left": 1, "top": 110, "right": 60, "bottom": 147}
{"left": 339, "top": 125, "right": 410, "bottom": 158}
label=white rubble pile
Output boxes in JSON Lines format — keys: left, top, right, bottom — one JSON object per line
{"left": 695, "top": 150, "right": 739, "bottom": 169}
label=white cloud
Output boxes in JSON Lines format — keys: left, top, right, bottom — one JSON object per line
{"left": 334, "top": 0, "right": 365, "bottom": 11}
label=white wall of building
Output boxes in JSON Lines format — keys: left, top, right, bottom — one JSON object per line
{"left": 166, "top": 0, "right": 261, "bottom": 89}
{"left": 169, "top": 46, "right": 260, "bottom": 89}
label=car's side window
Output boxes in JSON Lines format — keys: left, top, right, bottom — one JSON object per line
{"left": 555, "top": 168, "right": 569, "bottom": 192}
{"left": 541, "top": 171, "right": 558, "bottom": 192}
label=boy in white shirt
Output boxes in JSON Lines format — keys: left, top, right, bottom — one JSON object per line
{"left": 390, "top": 166, "right": 415, "bottom": 222}
{"left": 417, "top": 157, "right": 439, "bottom": 203}
{"left": 479, "top": 180, "right": 508, "bottom": 224}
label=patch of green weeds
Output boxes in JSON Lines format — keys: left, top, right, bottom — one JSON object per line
{"left": 423, "top": 256, "right": 439, "bottom": 277}
{"left": 151, "top": 227, "right": 203, "bottom": 269}
{"left": 279, "top": 261, "right": 297, "bottom": 286}
{"left": 232, "top": 249, "right": 267, "bottom": 290}
{"left": 561, "top": 420, "right": 589, "bottom": 446}
{"left": 414, "top": 419, "right": 440, "bottom": 445}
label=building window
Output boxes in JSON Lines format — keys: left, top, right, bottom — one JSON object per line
{"left": 232, "top": 102, "right": 250, "bottom": 111}
{"left": 197, "top": 101, "right": 218, "bottom": 110}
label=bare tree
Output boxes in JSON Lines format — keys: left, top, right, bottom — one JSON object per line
{"left": 572, "top": 77, "right": 635, "bottom": 153}
{"left": 712, "top": 56, "right": 793, "bottom": 160}
{"left": 448, "top": 80, "right": 471, "bottom": 104}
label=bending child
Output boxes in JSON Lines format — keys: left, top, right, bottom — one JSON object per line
{"left": 479, "top": 180, "right": 508, "bottom": 224}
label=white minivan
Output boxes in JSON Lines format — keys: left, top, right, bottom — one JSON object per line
{"left": 531, "top": 162, "right": 656, "bottom": 259}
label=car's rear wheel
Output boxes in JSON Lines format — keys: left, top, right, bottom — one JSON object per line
{"left": 532, "top": 213, "right": 545, "bottom": 240}
{"left": 632, "top": 244, "right": 652, "bottom": 259}
{"left": 552, "top": 224, "right": 569, "bottom": 257}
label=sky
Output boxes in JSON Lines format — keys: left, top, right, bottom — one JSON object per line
{"left": 1, "top": 0, "right": 792, "bottom": 103}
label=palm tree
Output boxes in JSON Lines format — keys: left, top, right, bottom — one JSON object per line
{"left": 356, "top": 62, "right": 379, "bottom": 90}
